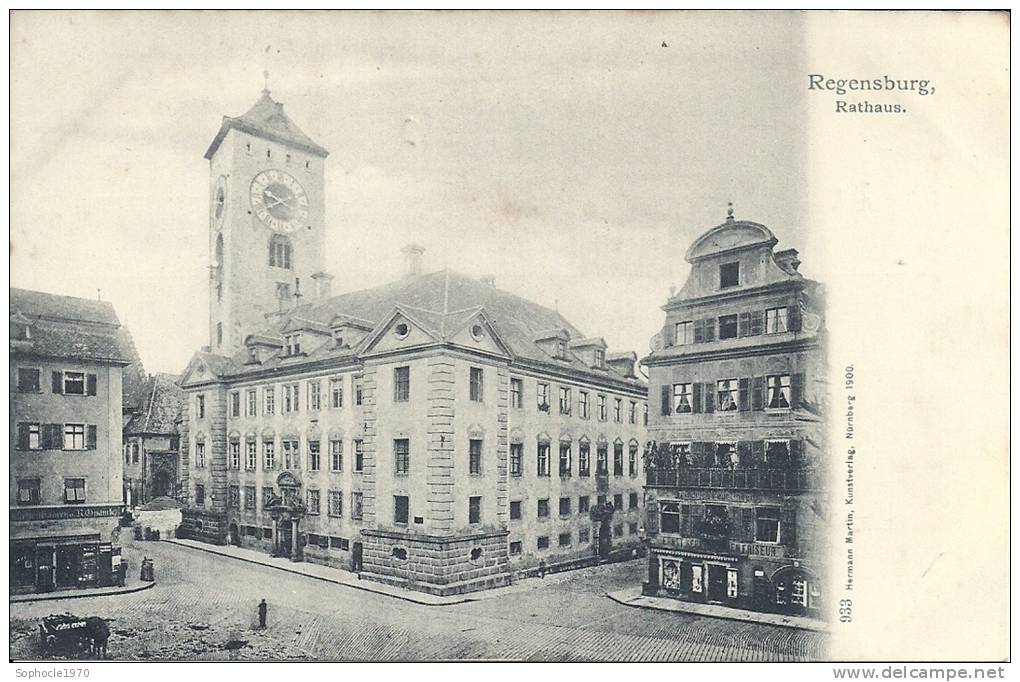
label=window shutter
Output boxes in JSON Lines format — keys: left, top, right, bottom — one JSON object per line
{"left": 86, "top": 373, "right": 98, "bottom": 396}
{"left": 741, "top": 506, "right": 755, "bottom": 541}
{"left": 751, "top": 440, "right": 765, "bottom": 467}
{"left": 703, "top": 383, "right": 715, "bottom": 413}
{"left": 751, "top": 376, "right": 764, "bottom": 410}
{"left": 737, "top": 440, "right": 752, "bottom": 467}
{"left": 660, "top": 384, "right": 670, "bottom": 416}
{"left": 788, "top": 304, "right": 802, "bottom": 332}
{"left": 691, "top": 503, "right": 705, "bottom": 527}
{"left": 704, "top": 318, "right": 716, "bottom": 342}
{"left": 690, "top": 441, "right": 703, "bottom": 466}
{"left": 17, "top": 423, "right": 29, "bottom": 449}
{"left": 52, "top": 371, "right": 63, "bottom": 394}
{"left": 782, "top": 508, "right": 797, "bottom": 546}
{"left": 692, "top": 382, "right": 702, "bottom": 414}
{"left": 738, "top": 312, "right": 751, "bottom": 337}
{"left": 663, "top": 323, "right": 675, "bottom": 348}
{"left": 791, "top": 373, "right": 805, "bottom": 407}
{"left": 646, "top": 506, "right": 660, "bottom": 534}
{"left": 87, "top": 425, "right": 98, "bottom": 450}
{"left": 738, "top": 378, "right": 750, "bottom": 411}
{"left": 749, "top": 310, "right": 763, "bottom": 336}
{"left": 789, "top": 439, "right": 803, "bottom": 467}
{"left": 693, "top": 319, "right": 704, "bottom": 344}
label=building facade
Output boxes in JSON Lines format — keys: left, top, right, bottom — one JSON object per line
{"left": 640, "top": 211, "right": 827, "bottom": 618}
{"left": 123, "top": 372, "right": 184, "bottom": 506}
{"left": 177, "top": 89, "right": 648, "bottom": 596}
{"left": 10, "top": 288, "right": 131, "bottom": 593}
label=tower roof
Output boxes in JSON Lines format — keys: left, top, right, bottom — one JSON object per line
{"left": 204, "top": 90, "right": 329, "bottom": 160}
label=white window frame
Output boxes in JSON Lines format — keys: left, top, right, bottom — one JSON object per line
{"left": 674, "top": 320, "right": 694, "bottom": 345}
{"left": 716, "top": 378, "right": 739, "bottom": 412}
{"left": 64, "top": 423, "right": 86, "bottom": 450}
{"left": 765, "top": 307, "right": 789, "bottom": 334}
{"left": 766, "top": 374, "right": 792, "bottom": 410}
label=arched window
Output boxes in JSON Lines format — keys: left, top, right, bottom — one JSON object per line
{"left": 213, "top": 234, "right": 224, "bottom": 268}
{"left": 269, "top": 235, "right": 292, "bottom": 269}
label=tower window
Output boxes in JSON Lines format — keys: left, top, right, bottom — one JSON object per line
{"left": 216, "top": 322, "right": 223, "bottom": 346}
{"left": 266, "top": 148, "right": 271, "bottom": 159}
{"left": 269, "top": 235, "right": 292, "bottom": 269}
{"left": 305, "top": 160, "right": 310, "bottom": 170}
{"left": 245, "top": 142, "right": 252, "bottom": 154}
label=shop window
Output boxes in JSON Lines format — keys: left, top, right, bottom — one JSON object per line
{"left": 727, "top": 569, "right": 739, "bottom": 598}
{"left": 755, "top": 506, "right": 781, "bottom": 543}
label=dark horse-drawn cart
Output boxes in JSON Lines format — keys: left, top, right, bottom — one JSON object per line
{"left": 39, "top": 614, "right": 109, "bottom": 658}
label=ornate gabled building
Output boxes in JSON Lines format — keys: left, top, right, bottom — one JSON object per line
{"left": 122, "top": 372, "right": 185, "bottom": 506}
{"left": 178, "top": 88, "right": 648, "bottom": 596}
{"left": 640, "top": 209, "right": 827, "bottom": 617}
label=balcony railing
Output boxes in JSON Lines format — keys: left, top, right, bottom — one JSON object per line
{"left": 645, "top": 467, "right": 818, "bottom": 491}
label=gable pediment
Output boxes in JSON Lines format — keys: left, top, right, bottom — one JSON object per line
{"left": 359, "top": 307, "right": 442, "bottom": 356}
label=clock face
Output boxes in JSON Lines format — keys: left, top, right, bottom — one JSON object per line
{"left": 213, "top": 175, "right": 227, "bottom": 229}
{"left": 249, "top": 169, "right": 309, "bottom": 233}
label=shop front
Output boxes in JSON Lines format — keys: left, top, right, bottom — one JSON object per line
{"left": 10, "top": 533, "right": 120, "bottom": 594}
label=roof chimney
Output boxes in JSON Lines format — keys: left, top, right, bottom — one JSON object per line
{"left": 401, "top": 243, "right": 425, "bottom": 279}
{"left": 480, "top": 274, "right": 496, "bottom": 288}
{"left": 311, "top": 271, "right": 334, "bottom": 300}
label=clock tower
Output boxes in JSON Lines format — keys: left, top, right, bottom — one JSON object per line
{"left": 204, "top": 88, "right": 329, "bottom": 353}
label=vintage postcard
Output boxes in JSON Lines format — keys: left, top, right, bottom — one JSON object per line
{"left": 7, "top": 9, "right": 1010, "bottom": 671}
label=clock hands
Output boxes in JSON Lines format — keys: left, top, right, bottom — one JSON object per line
{"left": 262, "top": 189, "right": 295, "bottom": 210}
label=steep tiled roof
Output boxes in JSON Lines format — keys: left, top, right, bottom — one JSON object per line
{"left": 131, "top": 373, "right": 184, "bottom": 435}
{"left": 204, "top": 270, "right": 644, "bottom": 389}
{"left": 10, "top": 287, "right": 134, "bottom": 364}
{"left": 204, "top": 90, "right": 328, "bottom": 160}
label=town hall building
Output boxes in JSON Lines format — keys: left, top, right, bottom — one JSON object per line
{"left": 178, "top": 88, "right": 648, "bottom": 596}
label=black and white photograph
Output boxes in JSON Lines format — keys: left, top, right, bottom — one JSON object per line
{"left": 7, "top": 9, "right": 1009, "bottom": 671}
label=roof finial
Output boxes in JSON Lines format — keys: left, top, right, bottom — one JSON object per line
{"left": 726, "top": 201, "right": 734, "bottom": 222}
{"left": 262, "top": 44, "right": 272, "bottom": 94}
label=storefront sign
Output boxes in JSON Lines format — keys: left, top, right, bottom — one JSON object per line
{"left": 11, "top": 505, "right": 123, "bottom": 522}
{"left": 730, "top": 542, "right": 785, "bottom": 559}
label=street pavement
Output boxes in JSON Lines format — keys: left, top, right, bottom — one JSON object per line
{"left": 10, "top": 537, "right": 828, "bottom": 662}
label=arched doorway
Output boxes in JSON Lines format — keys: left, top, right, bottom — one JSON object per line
{"left": 153, "top": 470, "right": 173, "bottom": 498}
{"left": 772, "top": 566, "right": 821, "bottom": 615}
{"left": 228, "top": 523, "right": 241, "bottom": 547}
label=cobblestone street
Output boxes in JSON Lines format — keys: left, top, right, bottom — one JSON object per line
{"left": 10, "top": 538, "right": 828, "bottom": 661}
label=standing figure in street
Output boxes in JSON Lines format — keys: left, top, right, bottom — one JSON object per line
{"left": 257, "top": 599, "right": 268, "bottom": 629}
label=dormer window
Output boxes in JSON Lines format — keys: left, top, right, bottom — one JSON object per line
{"left": 285, "top": 333, "right": 302, "bottom": 356}
{"left": 594, "top": 349, "right": 605, "bottom": 368}
{"left": 556, "top": 339, "right": 567, "bottom": 358}
{"left": 333, "top": 329, "right": 345, "bottom": 347}
{"left": 720, "top": 262, "right": 740, "bottom": 288}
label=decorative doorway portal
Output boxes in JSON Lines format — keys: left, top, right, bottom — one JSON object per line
{"left": 265, "top": 471, "right": 306, "bottom": 562}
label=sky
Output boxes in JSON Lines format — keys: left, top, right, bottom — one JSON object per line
{"left": 10, "top": 11, "right": 809, "bottom": 375}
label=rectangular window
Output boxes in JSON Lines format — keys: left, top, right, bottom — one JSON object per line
{"left": 629, "top": 492, "right": 639, "bottom": 509}
{"left": 629, "top": 401, "right": 637, "bottom": 424}
{"left": 261, "top": 487, "right": 273, "bottom": 509}
{"left": 537, "top": 382, "right": 550, "bottom": 411}
{"left": 613, "top": 524, "right": 623, "bottom": 538}
{"left": 720, "top": 261, "right": 740, "bottom": 288}
{"left": 17, "top": 478, "right": 41, "bottom": 506}
{"left": 579, "top": 496, "right": 590, "bottom": 513}
{"left": 283, "top": 383, "right": 300, "bottom": 413}
{"left": 537, "top": 536, "right": 549, "bottom": 550}
{"left": 282, "top": 440, "right": 300, "bottom": 469}
{"left": 510, "top": 442, "right": 523, "bottom": 476}
{"left": 559, "top": 442, "right": 572, "bottom": 477}
{"left": 674, "top": 321, "right": 694, "bottom": 345}
{"left": 469, "top": 439, "right": 482, "bottom": 475}
{"left": 765, "top": 307, "right": 789, "bottom": 334}
{"left": 193, "top": 483, "right": 207, "bottom": 506}
{"left": 285, "top": 333, "right": 301, "bottom": 355}
{"left": 468, "top": 496, "right": 481, "bottom": 524}
{"left": 195, "top": 442, "right": 206, "bottom": 467}
{"left": 559, "top": 386, "right": 571, "bottom": 414}
{"left": 767, "top": 374, "right": 792, "bottom": 409}
{"left": 597, "top": 394, "right": 607, "bottom": 421}
{"left": 330, "top": 378, "right": 343, "bottom": 408}
{"left": 247, "top": 390, "right": 258, "bottom": 416}
{"left": 228, "top": 485, "right": 240, "bottom": 509}
{"left": 230, "top": 391, "right": 240, "bottom": 417}
{"left": 594, "top": 348, "right": 605, "bottom": 368}
{"left": 17, "top": 368, "right": 40, "bottom": 392}
{"left": 673, "top": 383, "right": 693, "bottom": 413}
{"left": 719, "top": 314, "right": 739, "bottom": 340}
{"left": 63, "top": 371, "right": 86, "bottom": 395}
{"left": 354, "top": 376, "right": 364, "bottom": 405}
{"left": 307, "top": 489, "right": 320, "bottom": 515}
{"left": 308, "top": 440, "right": 321, "bottom": 471}
{"left": 510, "top": 377, "right": 523, "bottom": 408}
{"left": 328, "top": 490, "right": 343, "bottom": 517}
{"left": 394, "top": 495, "right": 409, "bottom": 525}
{"left": 629, "top": 442, "right": 639, "bottom": 477}
{"left": 62, "top": 423, "right": 87, "bottom": 450}
{"left": 614, "top": 398, "right": 622, "bottom": 422}
{"left": 61, "top": 478, "right": 86, "bottom": 504}
{"left": 756, "top": 506, "right": 781, "bottom": 543}
{"left": 596, "top": 443, "right": 608, "bottom": 475}
{"left": 644, "top": 403, "right": 648, "bottom": 426}
{"left": 660, "top": 502, "right": 680, "bottom": 534}
{"left": 579, "top": 527, "right": 590, "bottom": 544}
{"left": 717, "top": 378, "right": 739, "bottom": 411}
{"left": 17, "top": 422, "right": 41, "bottom": 450}
{"left": 537, "top": 498, "right": 550, "bottom": 518}
{"left": 309, "top": 381, "right": 322, "bottom": 411}
{"left": 559, "top": 496, "right": 571, "bottom": 516}
{"left": 727, "top": 569, "right": 739, "bottom": 599}
{"left": 330, "top": 439, "right": 343, "bottom": 471}
{"left": 469, "top": 367, "right": 484, "bottom": 402}
{"left": 510, "top": 541, "right": 523, "bottom": 555}
{"left": 558, "top": 532, "right": 572, "bottom": 547}
{"left": 229, "top": 441, "right": 240, "bottom": 469}
{"left": 352, "top": 492, "right": 364, "bottom": 520}
{"left": 263, "top": 440, "right": 275, "bottom": 469}
{"left": 245, "top": 485, "right": 256, "bottom": 510}
{"left": 263, "top": 386, "right": 275, "bottom": 414}
{"left": 196, "top": 394, "right": 206, "bottom": 419}
{"left": 394, "top": 366, "right": 410, "bottom": 402}
{"left": 394, "top": 438, "right": 410, "bottom": 475}
{"left": 537, "top": 442, "right": 550, "bottom": 477}
{"left": 510, "top": 500, "right": 522, "bottom": 520}
{"left": 614, "top": 493, "right": 624, "bottom": 510}
{"left": 579, "top": 391, "right": 590, "bottom": 419}
{"left": 354, "top": 439, "right": 364, "bottom": 472}
{"left": 246, "top": 441, "right": 257, "bottom": 469}
{"left": 765, "top": 440, "right": 791, "bottom": 467}
{"left": 579, "top": 441, "right": 591, "bottom": 476}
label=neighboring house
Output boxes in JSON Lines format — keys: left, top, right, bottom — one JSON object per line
{"left": 177, "top": 87, "right": 648, "bottom": 596}
{"left": 640, "top": 210, "right": 828, "bottom": 618}
{"left": 123, "top": 372, "right": 184, "bottom": 506}
{"left": 10, "top": 287, "right": 133, "bottom": 594}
